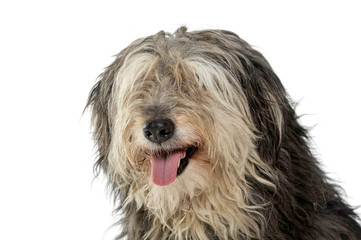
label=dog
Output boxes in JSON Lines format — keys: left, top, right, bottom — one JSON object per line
{"left": 86, "top": 27, "right": 361, "bottom": 239}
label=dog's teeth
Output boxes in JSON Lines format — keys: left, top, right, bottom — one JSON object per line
{"left": 178, "top": 159, "right": 180, "bottom": 168}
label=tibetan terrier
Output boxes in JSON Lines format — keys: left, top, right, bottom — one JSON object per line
{"left": 86, "top": 27, "right": 361, "bottom": 239}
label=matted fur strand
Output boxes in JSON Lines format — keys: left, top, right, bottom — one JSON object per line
{"left": 86, "top": 27, "right": 361, "bottom": 239}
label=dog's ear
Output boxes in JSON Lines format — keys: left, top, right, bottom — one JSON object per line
{"left": 236, "top": 50, "right": 290, "bottom": 164}
{"left": 86, "top": 59, "right": 121, "bottom": 175}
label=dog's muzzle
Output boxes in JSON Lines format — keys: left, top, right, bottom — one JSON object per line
{"left": 142, "top": 118, "right": 196, "bottom": 186}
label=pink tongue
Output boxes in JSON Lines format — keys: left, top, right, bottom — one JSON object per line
{"left": 151, "top": 151, "right": 186, "bottom": 186}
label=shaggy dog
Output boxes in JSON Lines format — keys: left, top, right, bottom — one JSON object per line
{"left": 86, "top": 27, "right": 361, "bottom": 239}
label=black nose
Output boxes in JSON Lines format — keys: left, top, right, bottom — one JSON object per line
{"left": 143, "top": 118, "right": 175, "bottom": 144}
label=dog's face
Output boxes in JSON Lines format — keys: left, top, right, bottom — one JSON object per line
{"left": 87, "top": 27, "right": 285, "bottom": 238}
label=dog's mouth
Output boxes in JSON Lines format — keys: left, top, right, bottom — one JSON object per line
{"left": 150, "top": 146, "right": 197, "bottom": 186}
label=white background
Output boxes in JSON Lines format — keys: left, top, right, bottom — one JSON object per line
{"left": 0, "top": 1, "right": 360, "bottom": 239}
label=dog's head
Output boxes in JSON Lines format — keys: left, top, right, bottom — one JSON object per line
{"left": 87, "top": 26, "right": 290, "bottom": 238}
